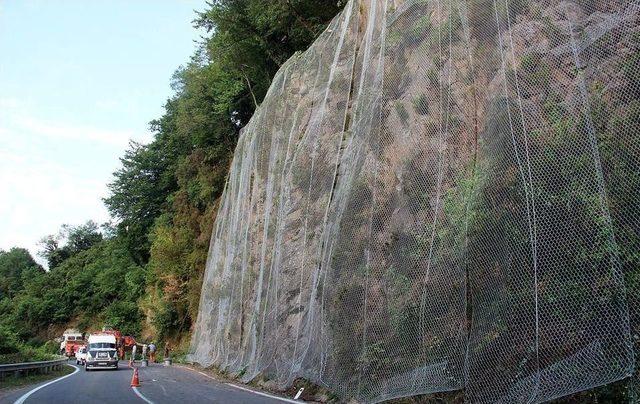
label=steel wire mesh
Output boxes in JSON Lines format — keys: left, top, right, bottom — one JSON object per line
{"left": 189, "top": 0, "right": 640, "bottom": 402}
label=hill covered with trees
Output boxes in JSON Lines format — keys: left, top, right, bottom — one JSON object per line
{"left": 0, "top": 0, "right": 344, "bottom": 351}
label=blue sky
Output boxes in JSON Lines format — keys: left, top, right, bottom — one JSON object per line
{"left": 0, "top": 0, "right": 205, "bottom": 263}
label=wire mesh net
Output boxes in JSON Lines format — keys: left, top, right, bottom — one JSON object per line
{"left": 188, "top": 0, "right": 640, "bottom": 402}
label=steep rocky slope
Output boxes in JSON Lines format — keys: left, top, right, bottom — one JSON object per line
{"left": 189, "top": 0, "right": 639, "bottom": 402}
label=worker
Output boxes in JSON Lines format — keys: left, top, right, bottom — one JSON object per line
{"left": 132, "top": 344, "right": 137, "bottom": 362}
{"left": 164, "top": 342, "right": 170, "bottom": 360}
{"left": 149, "top": 342, "right": 156, "bottom": 363}
{"left": 142, "top": 344, "right": 148, "bottom": 360}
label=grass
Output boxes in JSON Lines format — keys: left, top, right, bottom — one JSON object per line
{"left": 0, "top": 364, "right": 74, "bottom": 392}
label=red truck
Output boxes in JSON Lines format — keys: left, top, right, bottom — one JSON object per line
{"left": 59, "top": 329, "right": 85, "bottom": 358}
{"left": 100, "top": 326, "right": 137, "bottom": 359}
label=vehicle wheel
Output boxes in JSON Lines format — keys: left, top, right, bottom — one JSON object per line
{"left": 84, "top": 364, "right": 89, "bottom": 371}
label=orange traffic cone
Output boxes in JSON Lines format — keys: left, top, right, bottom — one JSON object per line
{"left": 130, "top": 368, "right": 140, "bottom": 387}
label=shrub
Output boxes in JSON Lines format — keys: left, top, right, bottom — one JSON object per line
{"left": 412, "top": 93, "right": 429, "bottom": 115}
{"left": 104, "top": 301, "right": 142, "bottom": 336}
{"left": 0, "top": 325, "right": 19, "bottom": 355}
{"left": 395, "top": 102, "right": 409, "bottom": 125}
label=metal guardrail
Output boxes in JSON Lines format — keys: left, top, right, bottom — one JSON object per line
{"left": 0, "top": 356, "right": 68, "bottom": 380}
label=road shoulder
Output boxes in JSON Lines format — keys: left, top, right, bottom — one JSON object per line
{"left": 0, "top": 363, "right": 76, "bottom": 403}
{"left": 133, "top": 362, "right": 297, "bottom": 403}
{"left": 171, "top": 363, "right": 303, "bottom": 403}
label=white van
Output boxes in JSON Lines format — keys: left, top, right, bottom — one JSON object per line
{"left": 85, "top": 334, "right": 118, "bottom": 371}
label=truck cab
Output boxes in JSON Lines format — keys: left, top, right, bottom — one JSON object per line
{"left": 85, "top": 334, "right": 119, "bottom": 371}
{"left": 60, "top": 329, "right": 84, "bottom": 357}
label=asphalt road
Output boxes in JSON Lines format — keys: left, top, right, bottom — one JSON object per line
{"left": 0, "top": 361, "right": 294, "bottom": 404}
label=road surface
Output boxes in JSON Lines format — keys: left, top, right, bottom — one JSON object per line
{"left": 0, "top": 361, "right": 297, "bottom": 404}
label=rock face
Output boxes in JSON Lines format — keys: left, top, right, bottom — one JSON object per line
{"left": 189, "top": 0, "right": 640, "bottom": 402}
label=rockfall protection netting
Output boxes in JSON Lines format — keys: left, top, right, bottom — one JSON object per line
{"left": 188, "top": 0, "right": 640, "bottom": 402}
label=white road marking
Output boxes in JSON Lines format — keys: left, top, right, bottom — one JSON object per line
{"left": 132, "top": 386, "right": 154, "bottom": 404}
{"left": 177, "top": 364, "right": 303, "bottom": 403}
{"left": 224, "top": 383, "right": 303, "bottom": 403}
{"left": 14, "top": 364, "right": 79, "bottom": 404}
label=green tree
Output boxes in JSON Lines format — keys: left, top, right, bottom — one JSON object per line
{"left": 102, "top": 0, "right": 345, "bottom": 342}
{"left": 0, "top": 248, "right": 43, "bottom": 300}
{"left": 38, "top": 221, "right": 103, "bottom": 269}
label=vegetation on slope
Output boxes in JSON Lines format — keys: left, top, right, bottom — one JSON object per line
{"left": 0, "top": 226, "right": 144, "bottom": 343}
{"left": 0, "top": 0, "right": 344, "bottom": 348}
{"left": 106, "top": 0, "right": 345, "bottom": 342}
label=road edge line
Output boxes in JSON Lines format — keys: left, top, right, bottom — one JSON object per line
{"left": 13, "top": 364, "right": 79, "bottom": 404}
{"left": 132, "top": 386, "right": 154, "bottom": 404}
{"left": 224, "top": 382, "right": 302, "bottom": 404}
{"left": 174, "top": 364, "right": 301, "bottom": 403}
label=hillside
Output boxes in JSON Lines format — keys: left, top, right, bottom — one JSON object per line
{"left": 187, "top": 0, "right": 639, "bottom": 402}
{"left": 0, "top": 0, "right": 342, "bottom": 363}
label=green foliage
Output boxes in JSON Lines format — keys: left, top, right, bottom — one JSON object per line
{"left": 408, "top": 15, "right": 432, "bottom": 43}
{"left": 38, "top": 221, "right": 103, "bottom": 269}
{"left": 104, "top": 0, "right": 344, "bottom": 268}
{"left": 395, "top": 101, "right": 409, "bottom": 125}
{"left": 0, "top": 248, "right": 43, "bottom": 300}
{"left": 1, "top": 0, "right": 344, "bottom": 355}
{"left": 0, "top": 237, "right": 144, "bottom": 343}
{"left": 427, "top": 69, "right": 439, "bottom": 88}
{"left": 357, "top": 342, "right": 390, "bottom": 375}
{"left": 515, "top": 52, "right": 552, "bottom": 98}
{"left": 194, "top": 0, "right": 343, "bottom": 105}
{"left": 104, "top": 141, "right": 185, "bottom": 264}
{"left": 0, "top": 325, "right": 56, "bottom": 364}
{"left": 0, "top": 324, "right": 20, "bottom": 355}
{"left": 151, "top": 301, "right": 181, "bottom": 340}
{"left": 102, "top": 0, "right": 344, "bottom": 342}
{"left": 0, "top": 346, "right": 55, "bottom": 365}
{"left": 412, "top": 93, "right": 429, "bottom": 116}
{"left": 104, "top": 301, "right": 142, "bottom": 336}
